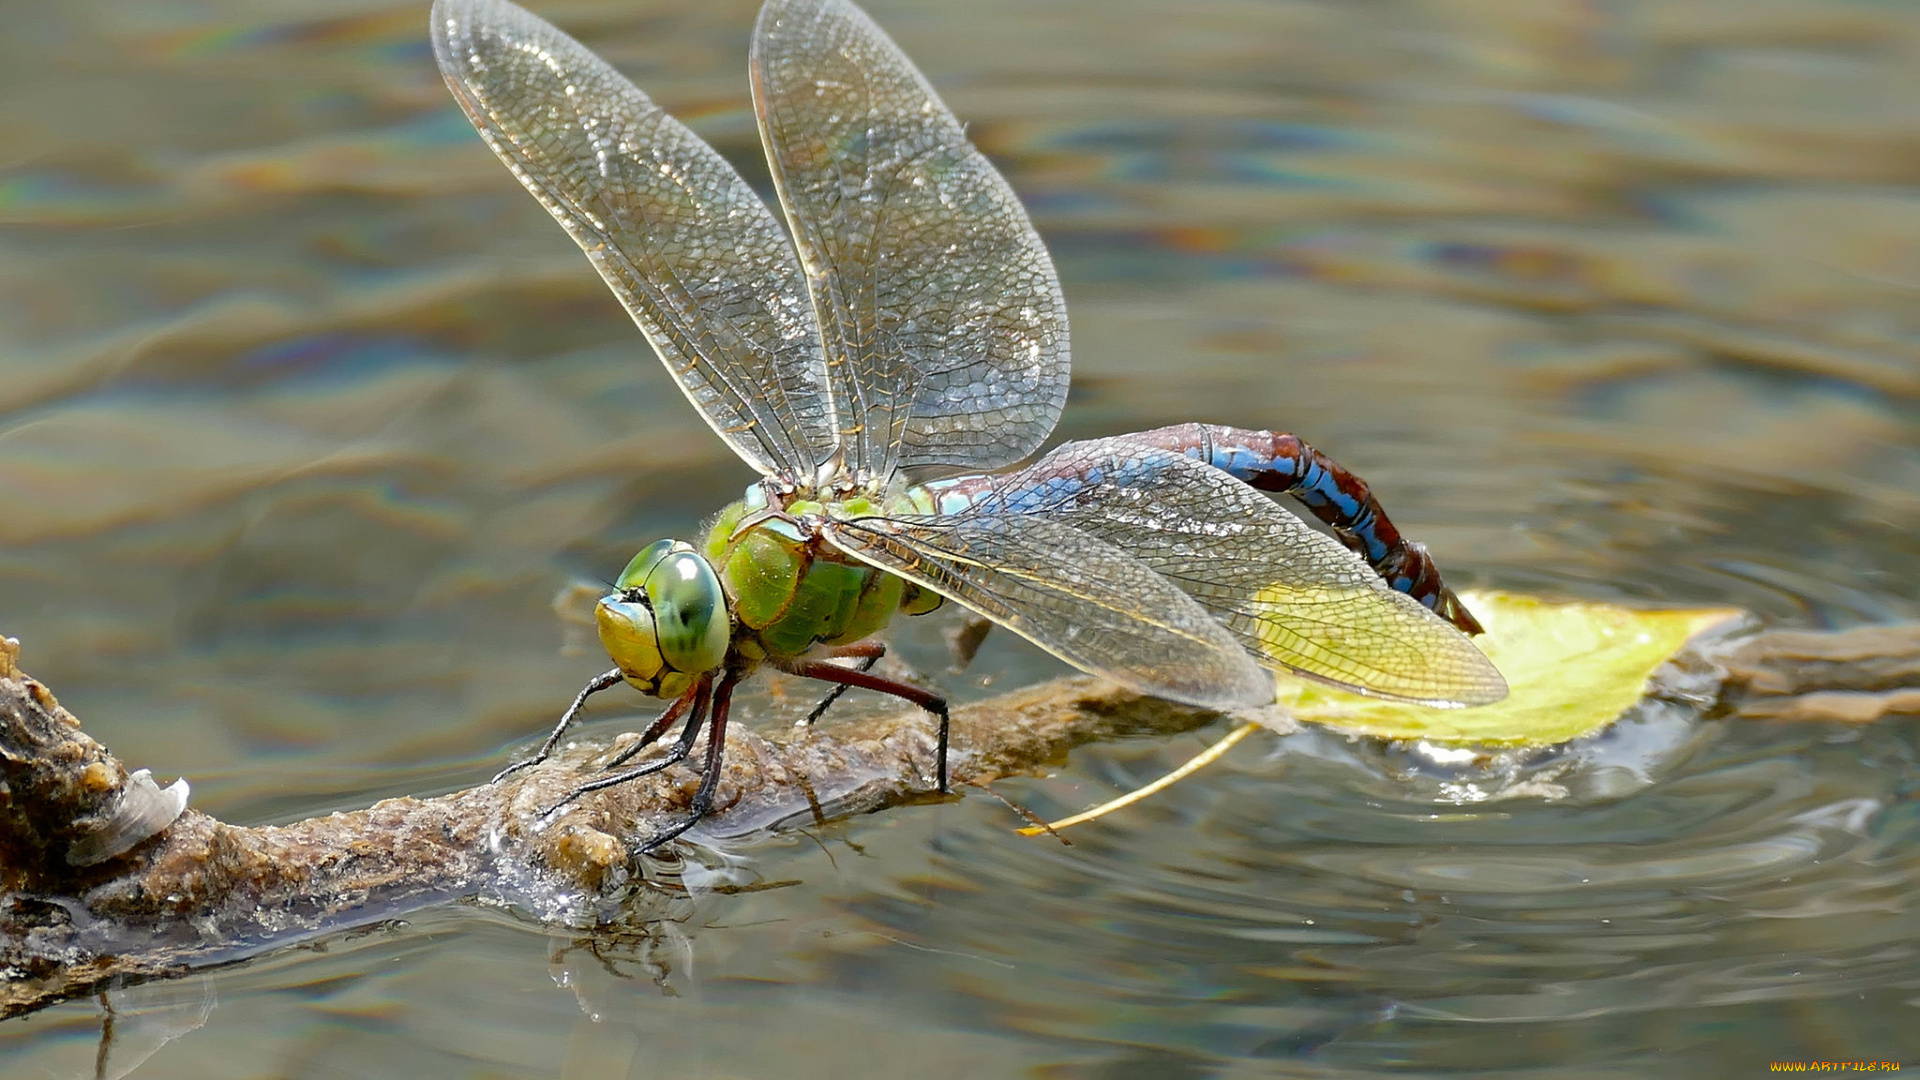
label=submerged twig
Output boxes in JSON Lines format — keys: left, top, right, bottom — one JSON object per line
{"left": 1016, "top": 720, "right": 1262, "bottom": 836}
{"left": 1721, "top": 624, "right": 1920, "bottom": 723}
{"left": 2, "top": 620, "right": 1916, "bottom": 1018}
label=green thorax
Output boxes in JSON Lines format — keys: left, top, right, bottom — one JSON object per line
{"left": 702, "top": 489, "right": 940, "bottom": 660}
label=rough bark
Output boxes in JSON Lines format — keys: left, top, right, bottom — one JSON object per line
{"left": 3, "top": 621, "right": 1916, "bottom": 1018}
{"left": 0, "top": 635, "right": 1230, "bottom": 1018}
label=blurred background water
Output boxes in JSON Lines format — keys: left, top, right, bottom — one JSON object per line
{"left": 1, "top": 0, "right": 1918, "bottom": 1075}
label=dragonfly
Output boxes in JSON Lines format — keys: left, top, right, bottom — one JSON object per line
{"left": 431, "top": 0, "right": 1506, "bottom": 847}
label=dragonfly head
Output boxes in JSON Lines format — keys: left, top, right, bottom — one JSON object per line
{"left": 595, "top": 539, "right": 731, "bottom": 696}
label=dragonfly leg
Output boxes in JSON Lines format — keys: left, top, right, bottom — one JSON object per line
{"left": 1125, "top": 422, "right": 1485, "bottom": 634}
{"left": 541, "top": 673, "right": 713, "bottom": 820}
{"left": 638, "top": 665, "right": 747, "bottom": 853}
{"left": 776, "top": 656, "right": 950, "bottom": 794}
{"left": 494, "top": 668, "right": 625, "bottom": 784}
{"left": 600, "top": 689, "right": 698, "bottom": 770}
{"left": 799, "top": 642, "right": 885, "bottom": 727}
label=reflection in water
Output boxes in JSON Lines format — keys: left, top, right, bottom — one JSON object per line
{"left": 95, "top": 980, "right": 217, "bottom": 1080}
{"left": 1, "top": 0, "right": 1918, "bottom": 1074}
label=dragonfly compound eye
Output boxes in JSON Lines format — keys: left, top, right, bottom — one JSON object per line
{"left": 644, "top": 550, "right": 730, "bottom": 675}
{"left": 614, "top": 538, "right": 680, "bottom": 590}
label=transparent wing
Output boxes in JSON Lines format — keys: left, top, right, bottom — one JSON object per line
{"left": 965, "top": 438, "right": 1508, "bottom": 707}
{"left": 826, "top": 515, "right": 1272, "bottom": 710}
{"left": 432, "top": 0, "right": 836, "bottom": 481}
{"left": 751, "top": 0, "right": 1069, "bottom": 479}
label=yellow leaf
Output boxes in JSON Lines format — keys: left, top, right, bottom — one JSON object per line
{"left": 1279, "top": 590, "right": 1743, "bottom": 745}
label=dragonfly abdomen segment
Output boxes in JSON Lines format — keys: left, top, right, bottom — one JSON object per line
{"left": 1122, "top": 423, "right": 1483, "bottom": 635}
{"left": 915, "top": 427, "right": 1485, "bottom": 636}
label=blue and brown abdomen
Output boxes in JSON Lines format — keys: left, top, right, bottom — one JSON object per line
{"left": 1127, "top": 423, "right": 1483, "bottom": 634}
{"left": 914, "top": 424, "right": 1484, "bottom": 635}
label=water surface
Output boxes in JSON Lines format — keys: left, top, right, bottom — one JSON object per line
{"left": 2, "top": 0, "right": 1917, "bottom": 1075}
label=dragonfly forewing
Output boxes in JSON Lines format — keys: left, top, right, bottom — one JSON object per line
{"left": 432, "top": 0, "right": 837, "bottom": 482}
{"left": 826, "top": 514, "right": 1274, "bottom": 711}
{"left": 752, "top": 0, "right": 1069, "bottom": 479}
{"left": 929, "top": 438, "right": 1509, "bottom": 707}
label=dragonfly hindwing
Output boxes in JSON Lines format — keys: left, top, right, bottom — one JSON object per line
{"left": 752, "top": 0, "right": 1070, "bottom": 479}
{"left": 974, "top": 438, "right": 1508, "bottom": 707}
{"left": 827, "top": 514, "right": 1274, "bottom": 710}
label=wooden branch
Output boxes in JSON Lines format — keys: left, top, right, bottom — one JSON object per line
{"left": 0, "top": 636, "right": 1227, "bottom": 1018}
{"left": 4, "top": 619, "right": 1917, "bottom": 1018}
{"left": 1720, "top": 623, "right": 1920, "bottom": 723}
